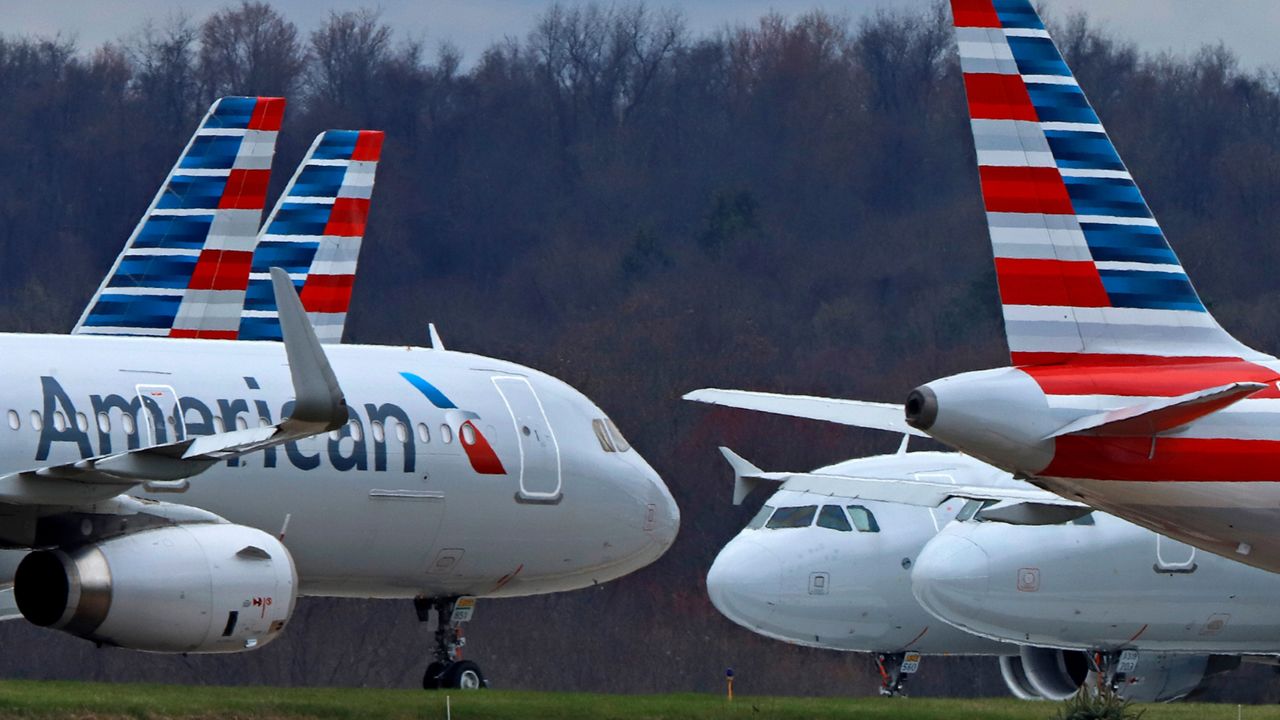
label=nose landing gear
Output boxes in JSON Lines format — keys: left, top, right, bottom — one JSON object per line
{"left": 416, "top": 596, "right": 487, "bottom": 690}
{"left": 875, "top": 652, "right": 921, "bottom": 696}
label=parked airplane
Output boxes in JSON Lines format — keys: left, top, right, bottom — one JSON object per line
{"left": 0, "top": 99, "right": 679, "bottom": 692}
{"left": 902, "top": 0, "right": 1280, "bottom": 573}
{"left": 689, "top": 390, "right": 1255, "bottom": 700}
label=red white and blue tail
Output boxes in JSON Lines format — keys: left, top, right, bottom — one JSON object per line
{"left": 950, "top": 0, "right": 1261, "bottom": 365}
{"left": 238, "top": 130, "right": 383, "bottom": 344}
{"left": 74, "top": 96, "right": 284, "bottom": 338}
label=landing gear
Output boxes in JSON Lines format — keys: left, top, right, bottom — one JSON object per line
{"left": 874, "top": 652, "right": 921, "bottom": 696}
{"left": 416, "top": 596, "right": 486, "bottom": 690}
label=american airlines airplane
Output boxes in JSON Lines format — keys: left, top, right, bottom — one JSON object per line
{"left": 902, "top": 0, "right": 1280, "bottom": 573}
{"left": 0, "top": 97, "right": 679, "bottom": 692}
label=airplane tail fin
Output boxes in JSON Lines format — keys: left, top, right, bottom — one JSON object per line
{"left": 950, "top": 0, "right": 1258, "bottom": 365}
{"left": 239, "top": 130, "right": 384, "bottom": 344}
{"left": 74, "top": 96, "right": 285, "bottom": 338}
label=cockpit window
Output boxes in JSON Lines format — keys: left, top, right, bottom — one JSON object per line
{"left": 817, "top": 505, "right": 852, "bottom": 532}
{"left": 846, "top": 505, "right": 880, "bottom": 533}
{"left": 747, "top": 504, "right": 775, "bottom": 530}
{"left": 604, "top": 418, "right": 630, "bottom": 452}
{"left": 766, "top": 505, "right": 817, "bottom": 529}
{"left": 591, "top": 419, "right": 616, "bottom": 452}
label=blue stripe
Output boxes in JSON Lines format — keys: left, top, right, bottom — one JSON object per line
{"left": 1026, "top": 83, "right": 1099, "bottom": 125}
{"left": 1045, "top": 130, "right": 1124, "bottom": 171}
{"left": 81, "top": 294, "right": 182, "bottom": 328}
{"left": 1081, "top": 223, "right": 1178, "bottom": 265}
{"left": 238, "top": 315, "right": 284, "bottom": 341}
{"left": 206, "top": 97, "right": 257, "bottom": 130}
{"left": 108, "top": 255, "right": 199, "bottom": 289}
{"left": 133, "top": 215, "right": 214, "bottom": 250}
{"left": 266, "top": 202, "right": 332, "bottom": 235}
{"left": 251, "top": 241, "right": 318, "bottom": 274}
{"left": 292, "top": 165, "right": 346, "bottom": 197}
{"left": 1064, "top": 176, "right": 1151, "bottom": 218}
{"left": 158, "top": 174, "right": 229, "bottom": 210}
{"left": 243, "top": 275, "right": 303, "bottom": 312}
{"left": 313, "top": 131, "right": 360, "bottom": 160}
{"left": 400, "top": 372, "right": 458, "bottom": 409}
{"left": 994, "top": 0, "right": 1043, "bottom": 29}
{"left": 1099, "top": 269, "right": 1204, "bottom": 312}
{"left": 1006, "top": 36, "right": 1070, "bottom": 76}
{"left": 179, "top": 135, "right": 244, "bottom": 170}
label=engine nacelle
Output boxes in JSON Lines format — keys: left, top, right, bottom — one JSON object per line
{"left": 14, "top": 523, "right": 295, "bottom": 653}
{"left": 1002, "top": 648, "right": 1232, "bottom": 703}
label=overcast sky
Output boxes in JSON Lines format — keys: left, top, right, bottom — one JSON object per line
{"left": 2, "top": 0, "right": 1277, "bottom": 71}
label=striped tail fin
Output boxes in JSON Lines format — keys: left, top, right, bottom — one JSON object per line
{"left": 950, "top": 0, "right": 1260, "bottom": 365}
{"left": 239, "top": 130, "right": 383, "bottom": 344}
{"left": 74, "top": 96, "right": 285, "bottom": 338}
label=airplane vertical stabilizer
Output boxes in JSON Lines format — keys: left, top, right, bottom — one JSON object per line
{"left": 74, "top": 96, "right": 285, "bottom": 339}
{"left": 239, "top": 130, "right": 384, "bottom": 344}
{"left": 950, "top": 0, "right": 1260, "bottom": 365}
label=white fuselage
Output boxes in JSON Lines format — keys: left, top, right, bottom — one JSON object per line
{"left": 706, "top": 452, "right": 1014, "bottom": 656}
{"left": 912, "top": 509, "right": 1280, "bottom": 654}
{"left": 0, "top": 333, "right": 679, "bottom": 600}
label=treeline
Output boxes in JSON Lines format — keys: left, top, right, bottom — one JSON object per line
{"left": 2, "top": 0, "right": 1280, "bottom": 702}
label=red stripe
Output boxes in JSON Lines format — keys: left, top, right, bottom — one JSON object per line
{"left": 169, "top": 328, "right": 238, "bottom": 340}
{"left": 323, "top": 197, "right": 369, "bottom": 237}
{"left": 188, "top": 249, "right": 254, "bottom": 291}
{"left": 1045, "top": 436, "right": 1280, "bottom": 482}
{"left": 979, "top": 165, "right": 1074, "bottom": 215}
{"left": 299, "top": 274, "right": 354, "bottom": 313}
{"left": 950, "top": 0, "right": 1000, "bottom": 27}
{"left": 461, "top": 421, "right": 507, "bottom": 475}
{"left": 352, "top": 131, "right": 384, "bottom": 162}
{"left": 248, "top": 97, "right": 286, "bottom": 131}
{"left": 1018, "top": 357, "right": 1280, "bottom": 397}
{"left": 963, "top": 73, "right": 1038, "bottom": 121}
{"left": 218, "top": 168, "right": 271, "bottom": 210}
{"left": 994, "top": 257, "right": 1109, "bottom": 307}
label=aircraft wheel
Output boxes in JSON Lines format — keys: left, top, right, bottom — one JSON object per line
{"left": 440, "top": 660, "right": 486, "bottom": 689}
{"left": 422, "top": 661, "right": 446, "bottom": 690}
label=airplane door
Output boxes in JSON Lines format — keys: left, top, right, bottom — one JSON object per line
{"left": 136, "top": 384, "right": 185, "bottom": 446}
{"left": 1155, "top": 534, "right": 1197, "bottom": 573}
{"left": 492, "top": 376, "right": 562, "bottom": 501}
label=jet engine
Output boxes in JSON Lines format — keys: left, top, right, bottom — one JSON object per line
{"left": 1003, "top": 647, "right": 1237, "bottom": 702}
{"left": 14, "top": 523, "right": 295, "bottom": 653}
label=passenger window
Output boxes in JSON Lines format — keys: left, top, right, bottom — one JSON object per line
{"left": 213, "top": 416, "right": 224, "bottom": 434}
{"left": 766, "top": 506, "right": 817, "bottom": 529}
{"left": 846, "top": 505, "right": 880, "bottom": 533}
{"left": 746, "top": 504, "right": 775, "bottom": 530}
{"left": 440, "top": 424, "right": 453, "bottom": 444}
{"left": 53, "top": 411, "right": 66, "bottom": 432}
{"left": 76, "top": 413, "right": 88, "bottom": 432}
{"left": 605, "top": 418, "right": 630, "bottom": 452}
{"left": 122, "top": 413, "right": 136, "bottom": 435}
{"left": 29, "top": 411, "right": 42, "bottom": 431}
{"left": 371, "top": 421, "right": 385, "bottom": 443}
{"left": 395, "top": 422, "right": 408, "bottom": 443}
{"left": 350, "top": 421, "right": 364, "bottom": 442}
{"left": 235, "top": 416, "right": 248, "bottom": 431}
{"left": 97, "top": 412, "right": 111, "bottom": 434}
{"left": 592, "top": 419, "right": 615, "bottom": 452}
{"left": 6, "top": 410, "right": 17, "bottom": 430}
{"left": 417, "top": 423, "right": 430, "bottom": 443}
{"left": 817, "top": 505, "right": 853, "bottom": 532}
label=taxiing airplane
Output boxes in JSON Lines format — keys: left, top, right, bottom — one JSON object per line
{"left": 903, "top": 0, "right": 1280, "bottom": 573}
{"left": 0, "top": 97, "right": 679, "bottom": 692}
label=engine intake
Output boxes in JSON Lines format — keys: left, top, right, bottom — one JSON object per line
{"left": 14, "top": 523, "right": 295, "bottom": 653}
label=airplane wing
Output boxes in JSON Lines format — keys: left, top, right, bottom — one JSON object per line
{"left": 684, "top": 388, "right": 927, "bottom": 436}
{"left": 722, "top": 446, "right": 1090, "bottom": 525}
{"left": 0, "top": 268, "right": 348, "bottom": 507}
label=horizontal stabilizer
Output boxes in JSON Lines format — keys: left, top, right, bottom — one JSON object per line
{"left": 1045, "top": 381, "right": 1266, "bottom": 439}
{"left": 686, "top": 389, "right": 927, "bottom": 437}
{"left": 775, "top": 472, "right": 1083, "bottom": 511}
{"left": 719, "top": 447, "right": 781, "bottom": 505}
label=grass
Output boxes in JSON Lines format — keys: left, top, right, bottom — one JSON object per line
{"left": 0, "top": 681, "right": 1271, "bottom": 719}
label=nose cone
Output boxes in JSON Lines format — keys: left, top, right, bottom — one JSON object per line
{"left": 706, "top": 535, "right": 782, "bottom": 632}
{"left": 910, "top": 534, "right": 991, "bottom": 631}
{"left": 631, "top": 451, "right": 679, "bottom": 552}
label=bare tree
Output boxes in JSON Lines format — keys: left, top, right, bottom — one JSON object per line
{"left": 308, "top": 8, "right": 393, "bottom": 116}
{"left": 198, "top": 1, "right": 305, "bottom": 97}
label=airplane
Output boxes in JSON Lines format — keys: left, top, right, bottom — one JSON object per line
{"left": 688, "top": 389, "right": 1270, "bottom": 701}
{"left": 0, "top": 98, "right": 679, "bottom": 691}
{"left": 900, "top": 0, "right": 1280, "bottom": 573}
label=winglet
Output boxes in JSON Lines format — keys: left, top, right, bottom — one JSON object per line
{"left": 719, "top": 446, "right": 776, "bottom": 506}
{"left": 271, "top": 267, "right": 348, "bottom": 432}
{"left": 428, "top": 323, "right": 445, "bottom": 350}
